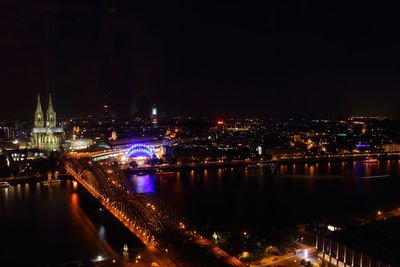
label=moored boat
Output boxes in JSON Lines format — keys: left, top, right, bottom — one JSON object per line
{"left": 361, "top": 157, "right": 378, "bottom": 163}
{"left": 0, "top": 181, "right": 10, "bottom": 187}
{"left": 155, "top": 169, "right": 175, "bottom": 176}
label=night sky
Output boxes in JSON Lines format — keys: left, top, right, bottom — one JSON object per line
{"left": 2, "top": 1, "right": 400, "bottom": 118}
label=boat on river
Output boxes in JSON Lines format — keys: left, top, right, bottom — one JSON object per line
{"left": 155, "top": 169, "right": 175, "bottom": 176}
{"left": 361, "top": 157, "right": 378, "bottom": 163}
{"left": 0, "top": 181, "right": 10, "bottom": 187}
{"left": 361, "top": 175, "right": 390, "bottom": 180}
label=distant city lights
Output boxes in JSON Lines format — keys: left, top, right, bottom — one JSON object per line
{"left": 356, "top": 144, "right": 370, "bottom": 147}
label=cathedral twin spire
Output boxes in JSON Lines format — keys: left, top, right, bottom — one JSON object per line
{"left": 34, "top": 93, "right": 56, "bottom": 128}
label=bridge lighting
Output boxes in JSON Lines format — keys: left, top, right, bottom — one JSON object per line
{"left": 95, "top": 255, "right": 104, "bottom": 261}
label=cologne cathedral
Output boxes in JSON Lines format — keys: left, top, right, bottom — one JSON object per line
{"left": 30, "top": 94, "right": 64, "bottom": 152}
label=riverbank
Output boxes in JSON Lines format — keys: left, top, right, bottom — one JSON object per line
{"left": 0, "top": 174, "right": 70, "bottom": 184}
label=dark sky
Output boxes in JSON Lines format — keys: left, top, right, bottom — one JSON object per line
{"left": 2, "top": 0, "right": 400, "bottom": 119}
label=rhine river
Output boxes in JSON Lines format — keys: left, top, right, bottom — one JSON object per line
{"left": 2, "top": 160, "right": 400, "bottom": 265}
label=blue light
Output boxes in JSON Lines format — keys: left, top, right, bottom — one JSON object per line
{"left": 127, "top": 144, "right": 154, "bottom": 158}
{"left": 130, "top": 175, "right": 156, "bottom": 193}
{"left": 356, "top": 144, "right": 370, "bottom": 147}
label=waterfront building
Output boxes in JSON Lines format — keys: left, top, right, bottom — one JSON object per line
{"left": 316, "top": 217, "right": 400, "bottom": 267}
{"left": 30, "top": 94, "right": 64, "bottom": 152}
{"left": 64, "top": 138, "right": 94, "bottom": 151}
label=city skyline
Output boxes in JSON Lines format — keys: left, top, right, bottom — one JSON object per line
{"left": 3, "top": 2, "right": 400, "bottom": 266}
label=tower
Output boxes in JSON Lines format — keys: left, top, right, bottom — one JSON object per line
{"left": 46, "top": 93, "right": 56, "bottom": 128}
{"left": 34, "top": 93, "right": 44, "bottom": 128}
{"left": 151, "top": 104, "right": 158, "bottom": 125}
{"left": 31, "top": 93, "right": 64, "bottom": 152}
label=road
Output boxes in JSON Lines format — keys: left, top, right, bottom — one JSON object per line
{"left": 194, "top": 232, "right": 246, "bottom": 267}
{"left": 254, "top": 247, "right": 318, "bottom": 267}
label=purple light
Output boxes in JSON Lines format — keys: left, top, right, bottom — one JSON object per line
{"left": 127, "top": 143, "right": 154, "bottom": 158}
{"left": 356, "top": 144, "right": 370, "bottom": 147}
{"left": 130, "top": 175, "right": 156, "bottom": 193}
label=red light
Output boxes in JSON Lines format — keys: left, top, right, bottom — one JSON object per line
{"left": 238, "top": 143, "right": 242, "bottom": 147}
{"left": 217, "top": 120, "right": 224, "bottom": 125}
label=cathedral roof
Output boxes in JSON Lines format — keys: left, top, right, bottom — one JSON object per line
{"left": 47, "top": 93, "right": 54, "bottom": 113}
{"left": 35, "top": 93, "right": 43, "bottom": 114}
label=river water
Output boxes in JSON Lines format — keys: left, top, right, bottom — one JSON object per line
{"left": 1, "top": 160, "right": 400, "bottom": 265}
{"left": 0, "top": 180, "right": 142, "bottom": 266}
{"left": 134, "top": 160, "right": 400, "bottom": 234}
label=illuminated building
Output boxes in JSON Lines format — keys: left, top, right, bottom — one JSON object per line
{"left": 151, "top": 104, "right": 158, "bottom": 124}
{"left": 127, "top": 143, "right": 155, "bottom": 158}
{"left": 30, "top": 94, "right": 65, "bottom": 152}
{"left": 97, "top": 137, "right": 166, "bottom": 165}
{"left": 64, "top": 138, "right": 93, "bottom": 151}
{"left": 316, "top": 217, "right": 400, "bottom": 267}
{"left": 109, "top": 130, "right": 117, "bottom": 140}
{"left": 5, "top": 149, "right": 45, "bottom": 162}
{"left": 72, "top": 126, "right": 80, "bottom": 139}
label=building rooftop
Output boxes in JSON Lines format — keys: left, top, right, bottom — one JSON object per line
{"left": 330, "top": 216, "right": 400, "bottom": 265}
{"left": 107, "top": 136, "right": 162, "bottom": 147}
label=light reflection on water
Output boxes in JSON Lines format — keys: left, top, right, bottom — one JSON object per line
{"left": 0, "top": 180, "right": 142, "bottom": 266}
{"left": 130, "top": 175, "right": 156, "bottom": 193}
{"left": 151, "top": 160, "right": 400, "bottom": 233}
{"left": 1, "top": 160, "right": 399, "bottom": 264}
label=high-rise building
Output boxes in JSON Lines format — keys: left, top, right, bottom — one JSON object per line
{"left": 31, "top": 93, "right": 64, "bottom": 152}
{"left": 151, "top": 104, "right": 158, "bottom": 125}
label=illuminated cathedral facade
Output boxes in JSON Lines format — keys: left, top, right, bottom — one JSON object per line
{"left": 31, "top": 94, "right": 64, "bottom": 152}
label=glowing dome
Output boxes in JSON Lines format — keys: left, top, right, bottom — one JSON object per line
{"left": 127, "top": 144, "right": 154, "bottom": 158}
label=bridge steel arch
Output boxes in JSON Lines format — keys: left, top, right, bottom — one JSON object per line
{"left": 65, "top": 158, "right": 187, "bottom": 246}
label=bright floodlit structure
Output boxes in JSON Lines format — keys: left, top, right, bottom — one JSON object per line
{"left": 127, "top": 144, "right": 155, "bottom": 158}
